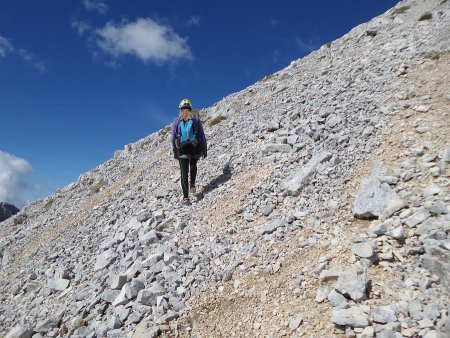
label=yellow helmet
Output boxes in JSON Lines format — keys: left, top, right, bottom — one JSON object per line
{"left": 179, "top": 99, "right": 192, "bottom": 110}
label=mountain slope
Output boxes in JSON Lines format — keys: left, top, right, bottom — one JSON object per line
{"left": 1, "top": 0, "right": 449, "bottom": 337}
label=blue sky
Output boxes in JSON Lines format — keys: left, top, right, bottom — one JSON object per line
{"left": 0, "top": 0, "right": 398, "bottom": 207}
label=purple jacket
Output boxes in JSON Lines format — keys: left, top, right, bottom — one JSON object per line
{"left": 171, "top": 115, "right": 207, "bottom": 158}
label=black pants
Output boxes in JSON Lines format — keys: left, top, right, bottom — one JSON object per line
{"left": 179, "top": 157, "right": 199, "bottom": 198}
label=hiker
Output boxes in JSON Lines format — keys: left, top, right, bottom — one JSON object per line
{"left": 171, "top": 99, "right": 207, "bottom": 205}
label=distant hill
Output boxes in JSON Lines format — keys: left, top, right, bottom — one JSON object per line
{"left": 0, "top": 202, "right": 19, "bottom": 223}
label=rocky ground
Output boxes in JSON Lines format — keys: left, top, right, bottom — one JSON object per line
{"left": 0, "top": 0, "right": 449, "bottom": 337}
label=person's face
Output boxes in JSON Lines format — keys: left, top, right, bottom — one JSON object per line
{"left": 180, "top": 109, "right": 191, "bottom": 120}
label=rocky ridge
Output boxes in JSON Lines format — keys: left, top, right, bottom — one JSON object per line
{"left": 0, "top": 202, "right": 19, "bottom": 223}
{"left": 0, "top": 0, "right": 449, "bottom": 337}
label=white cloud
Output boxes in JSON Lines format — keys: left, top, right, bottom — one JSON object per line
{"left": 95, "top": 18, "right": 193, "bottom": 64}
{"left": 187, "top": 16, "right": 200, "bottom": 27}
{"left": 71, "top": 20, "right": 92, "bottom": 36}
{"left": 0, "top": 34, "right": 46, "bottom": 73}
{"left": 296, "top": 36, "right": 321, "bottom": 53}
{"left": 0, "top": 36, "right": 14, "bottom": 57}
{"left": 0, "top": 151, "right": 32, "bottom": 207}
{"left": 83, "top": 0, "right": 108, "bottom": 15}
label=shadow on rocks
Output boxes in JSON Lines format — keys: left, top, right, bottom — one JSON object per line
{"left": 196, "top": 163, "right": 232, "bottom": 201}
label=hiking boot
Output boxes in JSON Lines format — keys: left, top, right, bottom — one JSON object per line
{"left": 180, "top": 197, "right": 191, "bottom": 205}
{"left": 190, "top": 185, "right": 196, "bottom": 194}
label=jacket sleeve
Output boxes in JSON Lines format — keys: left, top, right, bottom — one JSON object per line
{"left": 196, "top": 117, "right": 207, "bottom": 157}
{"left": 171, "top": 119, "right": 179, "bottom": 157}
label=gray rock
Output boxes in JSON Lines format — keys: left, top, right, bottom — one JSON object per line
{"left": 423, "top": 331, "right": 448, "bottom": 338}
{"left": 283, "top": 150, "right": 331, "bottom": 196}
{"left": 421, "top": 243, "right": 450, "bottom": 288}
{"left": 353, "top": 177, "right": 405, "bottom": 219}
{"left": 48, "top": 278, "right": 70, "bottom": 291}
{"left": 426, "top": 203, "right": 449, "bottom": 216}
{"left": 154, "top": 188, "right": 169, "bottom": 199}
{"left": 107, "top": 329, "right": 125, "bottom": 337}
{"left": 330, "top": 306, "right": 369, "bottom": 327}
{"left": 34, "top": 311, "right": 64, "bottom": 332}
{"left": 163, "top": 253, "right": 178, "bottom": 265}
{"left": 101, "top": 289, "right": 120, "bottom": 303}
{"left": 315, "top": 287, "right": 330, "bottom": 303}
{"left": 136, "top": 283, "right": 165, "bottom": 306}
{"left": 333, "top": 266, "right": 369, "bottom": 302}
{"left": 405, "top": 209, "right": 431, "bottom": 228}
{"left": 371, "top": 305, "right": 397, "bottom": 323}
{"left": 132, "top": 324, "right": 159, "bottom": 338}
{"left": 223, "top": 260, "right": 243, "bottom": 282}
{"left": 153, "top": 209, "right": 165, "bottom": 222}
{"left": 94, "top": 249, "right": 117, "bottom": 271}
{"left": 376, "top": 330, "right": 396, "bottom": 338}
{"left": 113, "top": 279, "right": 145, "bottom": 306}
{"left": 148, "top": 260, "right": 166, "bottom": 274}
{"left": 258, "top": 218, "right": 286, "bottom": 236}
{"left": 267, "top": 121, "right": 280, "bottom": 132}
{"left": 326, "top": 114, "right": 342, "bottom": 128}
{"left": 319, "top": 266, "right": 341, "bottom": 284}
{"left": 155, "top": 310, "right": 178, "bottom": 324}
{"left": 110, "top": 274, "right": 128, "bottom": 290}
{"left": 107, "top": 316, "right": 121, "bottom": 330}
{"left": 259, "top": 203, "right": 275, "bottom": 216}
{"left": 261, "top": 143, "right": 292, "bottom": 154}
{"left": 4, "top": 325, "right": 33, "bottom": 338}
{"left": 141, "top": 252, "right": 164, "bottom": 268}
{"left": 328, "top": 288, "right": 348, "bottom": 308}
{"left": 351, "top": 242, "right": 376, "bottom": 259}
{"left": 115, "top": 306, "right": 131, "bottom": 323}
{"left": 389, "top": 226, "right": 406, "bottom": 240}
{"left": 318, "top": 106, "right": 333, "bottom": 118}
{"left": 289, "top": 316, "right": 303, "bottom": 330}
{"left": 139, "top": 230, "right": 159, "bottom": 245}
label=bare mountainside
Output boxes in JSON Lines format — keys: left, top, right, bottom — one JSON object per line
{"left": 1, "top": 0, "right": 449, "bottom": 337}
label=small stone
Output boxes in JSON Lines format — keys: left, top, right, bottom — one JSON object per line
{"left": 331, "top": 306, "right": 369, "bottom": 327}
{"left": 377, "top": 330, "right": 396, "bottom": 338}
{"left": 289, "top": 316, "right": 303, "bottom": 331}
{"left": 258, "top": 219, "right": 286, "bottom": 236}
{"left": 48, "top": 278, "right": 70, "bottom": 291}
{"left": 4, "top": 325, "right": 33, "bottom": 338}
{"left": 333, "top": 266, "right": 369, "bottom": 302}
{"left": 315, "top": 287, "right": 330, "bottom": 303}
{"left": 360, "top": 326, "right": 374, "bottom": 338}
{"left": 110, "top": 274, "right": 128, "bottom": 290}
{"left": 351, "top": 242, "right": 376, "bottom": 258}
{"left": 34, "top": 311, "right": 64, "bottom": 333}
{"left": 389, "top": 226, "right": 406, "bottom": 240}
{"left": 259, "top": 203, "right": 275, "bottom": 216}
{"left": 100, "top": 289, "right": 120, "bottom": 303}
{"left": 151, "top": 210, "right": 163, "bottom": 224}
{"left": 371, "top": 305, "right": 397, "bottom": 323}
{"left": 94, "top": 249, "right": 117, "bottom": 271}
{"left": 328, "top": 288, "right": 348, "bottom": 308}
{"left": 405, "top": 209, "right": 431, "bottom": 228}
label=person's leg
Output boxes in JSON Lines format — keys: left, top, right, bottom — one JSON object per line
{"left": 179, "top": 158, "right": 189, "bottom": 198}
{"left": 189, "top": 157, "right": 199, "bottom": 188}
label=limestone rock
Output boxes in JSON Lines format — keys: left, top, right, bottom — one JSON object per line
{"left": 333, "top": 266, "right": 369, "bottom": 302}
{"left": 353, "top": 177, "right": 405, "bottom": 219}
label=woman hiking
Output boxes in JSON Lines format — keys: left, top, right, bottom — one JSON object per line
{"left": 171, "top": 99, "right": 207, "bottom": 205}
